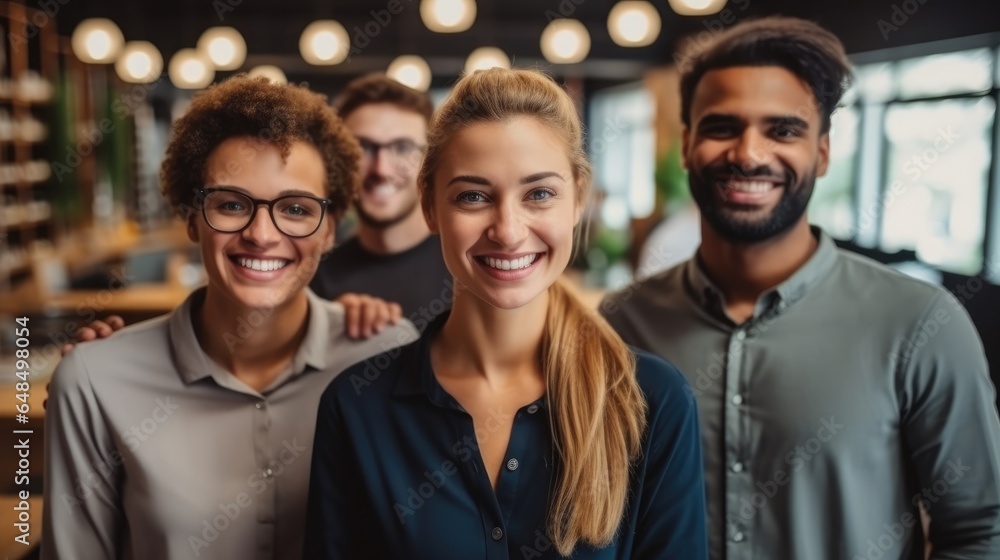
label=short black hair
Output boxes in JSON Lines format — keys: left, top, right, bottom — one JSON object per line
{"left": 680, "top": 17, "right": 853, "bottom": 133}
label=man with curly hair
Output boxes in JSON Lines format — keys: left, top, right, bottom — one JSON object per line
{"left": 42, "top": 76, "right": 418, "bottom": 560}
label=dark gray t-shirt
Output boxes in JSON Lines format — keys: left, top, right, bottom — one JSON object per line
{"left": 309, "top": 235, "right": 452, "bottom": 332}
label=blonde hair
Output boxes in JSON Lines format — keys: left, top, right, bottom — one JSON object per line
{"left": 418, "top": 68, "right": 647, "bottom": 556}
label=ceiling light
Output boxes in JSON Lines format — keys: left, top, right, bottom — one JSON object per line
{"left": 464, "top": 47, "right": 510, "bottom": 74}
{"left": 608, "top": 1, "right": 661, "bottom": 47}
{"left": 115, "top": 41, "right": 163, "bottom": 83}
{"left": 667, "top": 0, "right": 727, "bottom": 16}
{"left": 197, "top": 27, "right": 247, "bottom": 70}
{"left": 540, "top": 19, "right": 590, "bottom": 64}
{"left": 420, "top": 0, "right": 477, "bottom": 33}
{"left": 387, "top": 55, "right": 432, "bottom": 91}
{"left": 168, "top": 48, "right": 214, "bottom": 89}
{"left": 71, "top": 18, "right": 124, "bottom": 63}
{"left": 300, "top": 20, "right": 350, "bottom": 66}
{"left": 248, "top": 65, "right": 287, "bottom": 84}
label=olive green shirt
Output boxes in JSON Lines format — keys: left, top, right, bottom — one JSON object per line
{"left": 601, "top": 229, "right": 1000, "bottom": 560}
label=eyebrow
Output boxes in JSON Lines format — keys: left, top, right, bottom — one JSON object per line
{"left": 206, "top": 185, "right": 319, "bottom": 198}
{"left": 697, "top": 113, "right": 811, "bottom": 130}
{"left": 445, "top": 171, "right": 565, "bottom": 188}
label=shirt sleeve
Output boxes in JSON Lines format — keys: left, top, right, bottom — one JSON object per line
{"left": 42, "top": 349, "right": 123, "bottom": 560}
{"left": 897, "top": 291, "right": 1000, "bottom": 559}
{"left": 632, "top": 355, "right": 709, "bottom": 559}
{"left": 303, "top": 381, "right": 369, "bottom": 559}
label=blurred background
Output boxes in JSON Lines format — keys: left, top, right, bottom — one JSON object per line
{"left": 0, "top": 0, "right": 999, "bottom": 554}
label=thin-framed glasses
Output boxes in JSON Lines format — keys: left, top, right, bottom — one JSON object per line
{"left": 357, "top": 137, "right": 426, "bottom": 164}
{"left": 199, "top": 187, "right": 332, "bottom": 238}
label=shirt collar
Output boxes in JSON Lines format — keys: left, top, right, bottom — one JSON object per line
{"left": 685, "top": 226, "right": 839, "bottom": 314}
{"left": 392, "top": 311, "right": 549, "bottom": 412}
{"left": 169, "top": 287, "right": 333, "bottom": 388}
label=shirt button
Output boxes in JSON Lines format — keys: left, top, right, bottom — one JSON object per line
{"left": 732, "top": 394, "right": 744, "bottom": 405}
{"left": 735, "top": 331, "right": 746, "bottom": 341}
{"left": 264, "top": 468, "right": 273, "bottom": 478}
{"left": 731, "top": 462, "right": 744, "bottom": 473}
{"left": 491, "top": 527, "right": 503, "bottom": 541}
{"left": 527, "top": 404, "right": 539, "bottom": 414}
{"left": 732, "top": 531, "right": 745, "bottom": 543}
{"left": 255, "top": 402, "right": 263, "bottom": 409}
{"left": 506, "top": 458, "right": 519, "bottom": 471}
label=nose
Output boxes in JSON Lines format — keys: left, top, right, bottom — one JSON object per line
{"left": 370, "top": 148, "right": 396, "bottom": 180}
{"left": 728, "top": 127, "right": 774, "bottom": 172}
{"left": 487, "top": 200, "right": 528, "bottom": 248}
{"left": 241, "top": 204, "right": 282, "bottom": 246}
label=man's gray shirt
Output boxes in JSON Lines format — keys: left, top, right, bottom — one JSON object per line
{"left": 601, "top": 230, "right": 1000, "bottom": 560}
{"left": 42, "top": 288, "right": 419, "bottom": 560}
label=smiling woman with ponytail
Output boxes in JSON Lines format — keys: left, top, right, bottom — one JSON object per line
{"left": 305, "top": 68, "right": 708, "bottom": 559}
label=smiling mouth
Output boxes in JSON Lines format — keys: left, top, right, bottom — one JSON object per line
{"left": 231, "top": 256, "right": 290, "bottom": 272}
{"left": 475, "top": 253, "right": 542, "bottom": 271}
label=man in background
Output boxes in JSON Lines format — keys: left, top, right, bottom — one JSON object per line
{"left": 310, "top": 74, "right": 452, "bottom": 335}
{"left": 602, "top": 17, "right": 1000, "bottom": 560}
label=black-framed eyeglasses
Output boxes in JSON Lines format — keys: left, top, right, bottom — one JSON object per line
{"left": 356, "top": 137, "right": 426, "bottom": 162}
{"left": 198, "top": 187, "right": 332, "bottom": 238}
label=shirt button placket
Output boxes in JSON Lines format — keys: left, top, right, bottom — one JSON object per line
{"left": 725, "top": 329, "right": 749, "bottom": 557}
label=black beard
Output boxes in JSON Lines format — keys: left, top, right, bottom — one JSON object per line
{"left": 689, "top": 165, "right": 815, "bottom": 243}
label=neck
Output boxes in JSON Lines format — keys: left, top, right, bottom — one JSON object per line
{"left": 195, "top": 287, "right": 310, "bottom": 386}
{"left": 698, "top": 218, "right": 817, "bottom": 306}
{"left": 356, "top": 207, "right": 430, "bottom": 255}
{"left": 435, "top": 285, "right": 549, "bottom": 382}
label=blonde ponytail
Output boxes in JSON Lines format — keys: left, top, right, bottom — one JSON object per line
{"left": 542, "top": 277, "right": 646, "bottom": 555}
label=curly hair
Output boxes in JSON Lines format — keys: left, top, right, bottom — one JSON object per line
{"left": 161, "top": 75, "right": 361, "bottom": 219}
{"left": 332, "top": 73, "right": 433, "bottom": 123}
{"left": 680, "top": 17, "right": 853, "bottom": 133}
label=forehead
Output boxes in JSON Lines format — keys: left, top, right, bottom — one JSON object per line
{"left": 690, "top": 66, "right": 821, "bottom": 126}
{"left": 343, "top": 102, "right": 427, "bottom": 141}
{"left": 441, "top": 118, "right": 572, "bottom": 174}
{"left": 205, "top": 137, "right": 326, "bottom": 197}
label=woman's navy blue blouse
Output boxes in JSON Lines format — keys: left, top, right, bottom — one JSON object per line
{"left": 304, "top": 317, "right": 708, "bottom": 559}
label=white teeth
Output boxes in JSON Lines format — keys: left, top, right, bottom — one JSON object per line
{"left": 482, "top": 254, "right": 539, "bottom": 271}
{"left": 237, "top": 257, "right": 289, "bottom": 272}
{"left": 727, "top": 180, "right": 773, "bottom": 193}
{"left": 369, "top": 183, "right": 396, "bottom": 200}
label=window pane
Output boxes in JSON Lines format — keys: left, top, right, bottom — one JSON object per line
{"left": 589, "top": 83, "right": 655, "bottom": 219}
{"left": 880, "top": 97, "right": 995, "bottom": 274}
{"left": 857, "top": 63, "right": 895, "bottom": 103}
{"left": 897, "top": 49, "right": 993, "bottom": 99}
{"left": 810, "top": 106, "right": 859, "bottom": 239}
